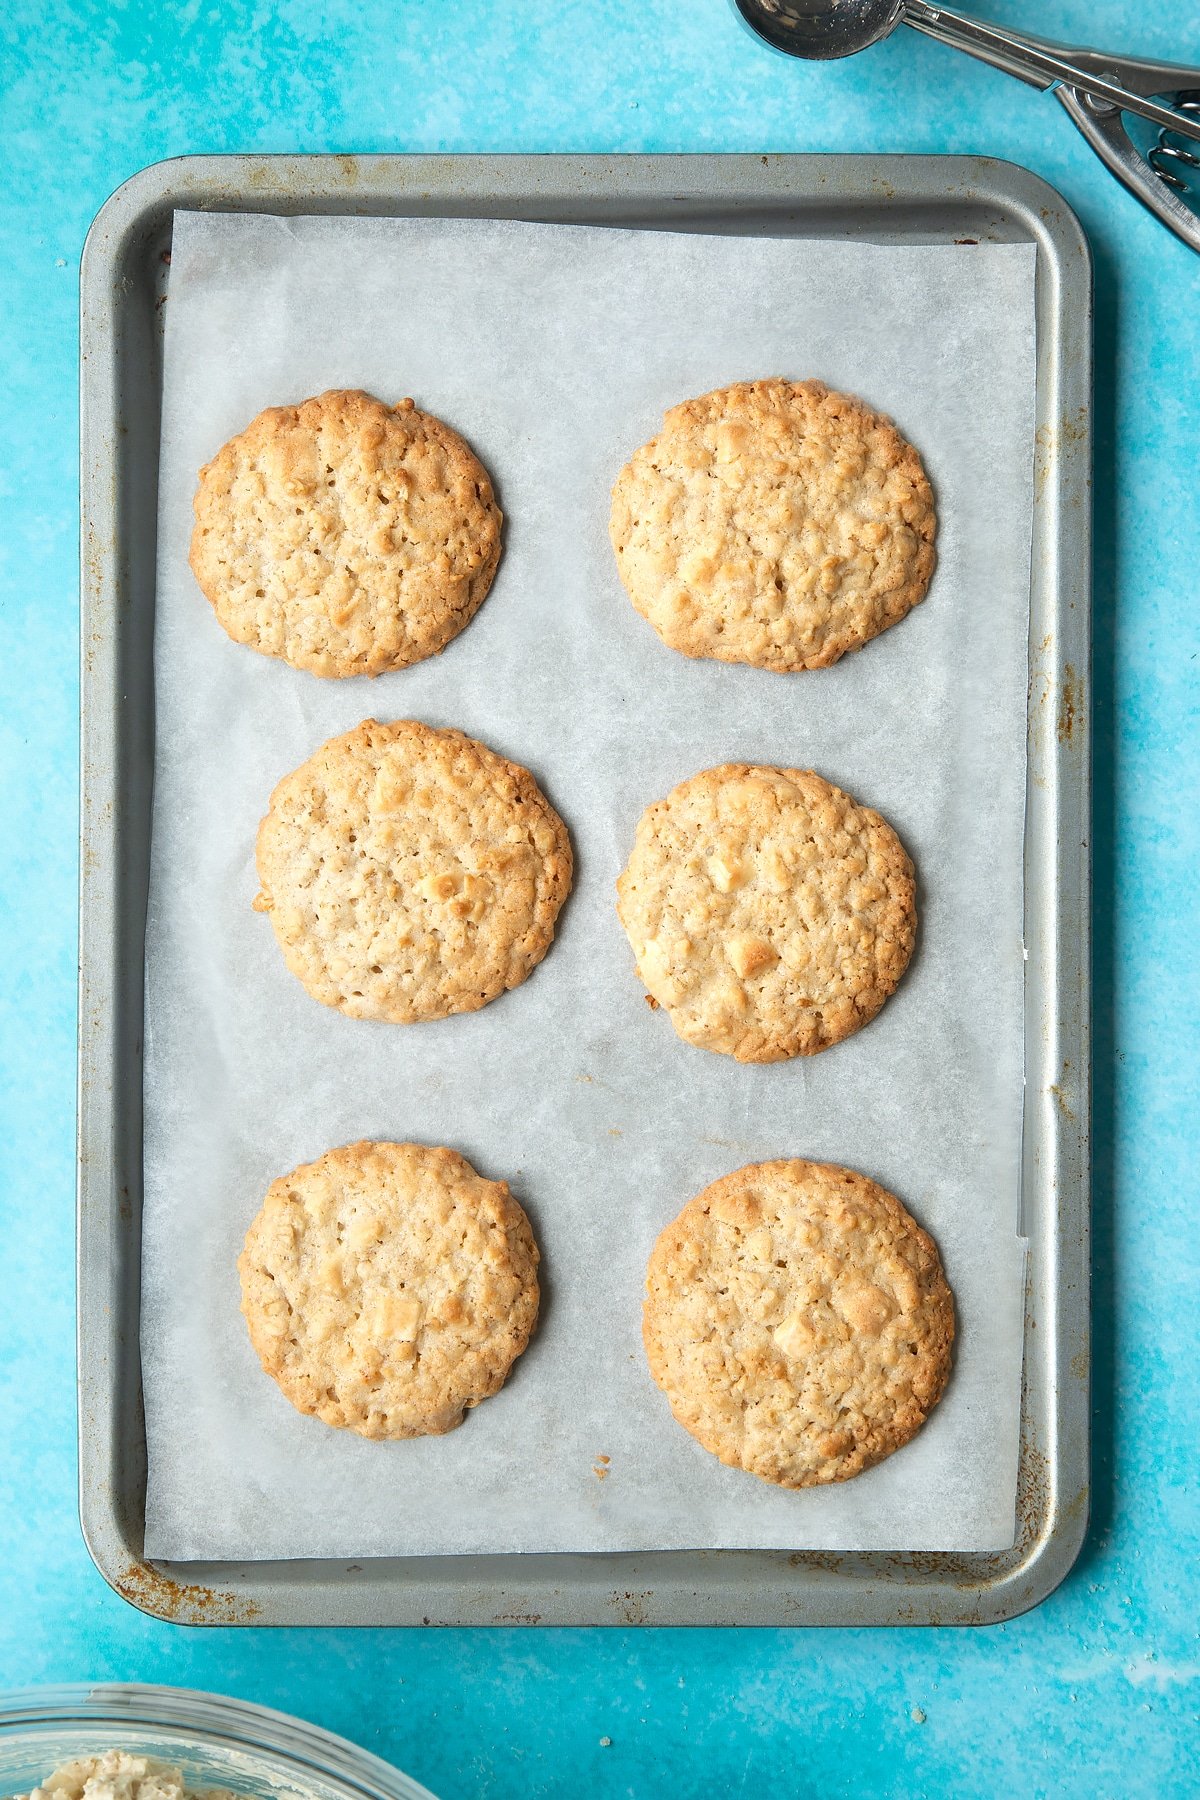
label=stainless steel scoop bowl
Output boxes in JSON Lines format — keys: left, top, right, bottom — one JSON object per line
{"left": 733, "top": 1, "right": 905, "bottom": 60}
{"left": 733, "top": 0, "right": 1200, "bottom": 252}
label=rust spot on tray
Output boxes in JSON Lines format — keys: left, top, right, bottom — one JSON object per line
{"left": 1061, "top": 1482, "right": 1088, "bottom": 1525}
{"left": 615, "top": 1589, "right": 652, "bottom": 1624}
{"left": 787, "top": 1549, "right": 843, "bottom": 1572}
{"left": 1050, "top": 1058, "right": 1075, "bottom": 1121}
{"left": 1028, "top": 635, "right": 1056, "bottom": 721}
{"left": 83, "top": 523, "right": 115, "bottom": 607}
{"left": 1058, "top": 664, "right": 1078, "bottom": 743}
{"left": 1006, "top": 1336, "right": 1054, "bottom": 1559}
{"left": 1034, "top": 406, "right": 1087, "bottom": 502}
{"left": 1014, "top": 1441, "right": 1050, "bottom": 1550}
{"left": 116, "top": 1561, "right": 261, "bottom": 1623}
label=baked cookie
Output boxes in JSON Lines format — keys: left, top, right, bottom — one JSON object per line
{"left": 610, "top": 379, "right": 935, "bottom": 671}
{"left": 190, "top": 389, "right": 502, "bottom": 677}
{"left": 616, "top": 764, "right": 915, "bottom": 1062}
{"left": 254, "top": 719, "right": 572, "bottom": 1023}
{"left": 644, "top": 1159, "right": 954, "bottom": 1488}
{"left": 239, "top": 1141, "right": 540, "bottom": 1440}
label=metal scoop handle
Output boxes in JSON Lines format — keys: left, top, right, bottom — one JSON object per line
{"left": 904, "top": 1, "right": 1200, "bottom": 142}
{"left": 1054, "top": 52, "right": 1200, "bottom": 255}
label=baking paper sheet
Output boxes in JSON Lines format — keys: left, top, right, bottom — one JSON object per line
{"left": 143, "top": 211, "right": 1034, "bottom": 1558}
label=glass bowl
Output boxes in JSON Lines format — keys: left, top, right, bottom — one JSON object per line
{"left": 0, "top": 1688, "right": 436, "bottom": 1800}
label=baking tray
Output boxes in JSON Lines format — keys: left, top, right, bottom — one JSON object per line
{"left": 78, "top": 153, "right": 1091, "bottom": 1627}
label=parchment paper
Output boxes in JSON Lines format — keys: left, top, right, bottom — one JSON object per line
{"left": 142, "top": 212, "right": 1035, "bottom": 1558}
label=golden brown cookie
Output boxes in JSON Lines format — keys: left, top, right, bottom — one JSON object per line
{"left": 643, "top": 1159, "right": 954, "bottom": 1488}
{"left": 610, "top": 378, "right": 935, "bottom": 671}
{"left": 254, "top": 719, "right": 572, "bottom": 1023}
{"left": 239, "top": 1141, "right": 540, "bottom": 1440}
{"left": 190, "top": 389, "right": 502, "bottom": 677}
{"left": 616, "top": 763, "right": 916, "bottom": 1062}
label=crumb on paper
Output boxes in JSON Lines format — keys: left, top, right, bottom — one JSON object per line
{"left": 911, "top": 1707, "right": 926, "bottom": 1725}
{"left": 644, "top": 993, "right": 659, "bottom": 1009}
{"left": 608, "top": 1127, "right": 623, "bottom": 1138}
{"left": 599, "top": 1737, "right": 612, "bottom": 1748}
{"left": 593, "top": 1453, "right": 611, "bottom": 1481}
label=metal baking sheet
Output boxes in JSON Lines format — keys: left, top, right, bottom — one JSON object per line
{"left": 78, "top": 153, "right": 1090, "bottom": 1626}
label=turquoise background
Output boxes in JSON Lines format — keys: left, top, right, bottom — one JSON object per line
{"left": 1, "top": 1, "right": 1198, "bottom": 1794}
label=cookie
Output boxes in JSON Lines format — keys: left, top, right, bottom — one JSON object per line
{"left": 189, "top": 389, "right": 502, "bottom": 677}
{"left": 643, "top": 1159, "right": 954, "bottom": 1488}
{"left": 610, "top": 378, "right": 935, "bottom": 671}
{"left": 239, "top": 1141, "right": 540, "bottom": 1440}
{"left": 616, "top": 764, "right": 916, "bottom": 1062}
{"left": 254, "top": 719, "right": 572, "bottom": 1023}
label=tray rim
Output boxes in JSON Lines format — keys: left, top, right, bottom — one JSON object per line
{"left": 77, "top": 150, "right": 1091, "bottom": 1627}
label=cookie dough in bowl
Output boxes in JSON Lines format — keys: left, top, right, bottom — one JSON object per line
{"left": 14, "top": 1754, "right": 233, "bottom": 1800}
{"left": 0, "top": 1686, "right": 436, "bottom": 1800}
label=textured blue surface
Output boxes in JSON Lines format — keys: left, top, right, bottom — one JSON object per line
{"left": 1, "top": 1, "right": 1198, "bottom": 1795}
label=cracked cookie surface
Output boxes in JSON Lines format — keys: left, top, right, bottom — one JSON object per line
{"left": 643, "top": 1159, "right": 954, "bottom": 1488}
{"left": 190, "top": 388, "right": 502, "bottom": 677}
{"left": 239, "top": 1140, "right": 540, "bottom": 1440}
{"left": 616, "top": 763, "right": 915, "bottom": 1062}
{"left": 255, "top": 718, "right": 572, "bottom": 1023}
{"left": 610, "top": 379, "right": 935, "bottom": 671}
